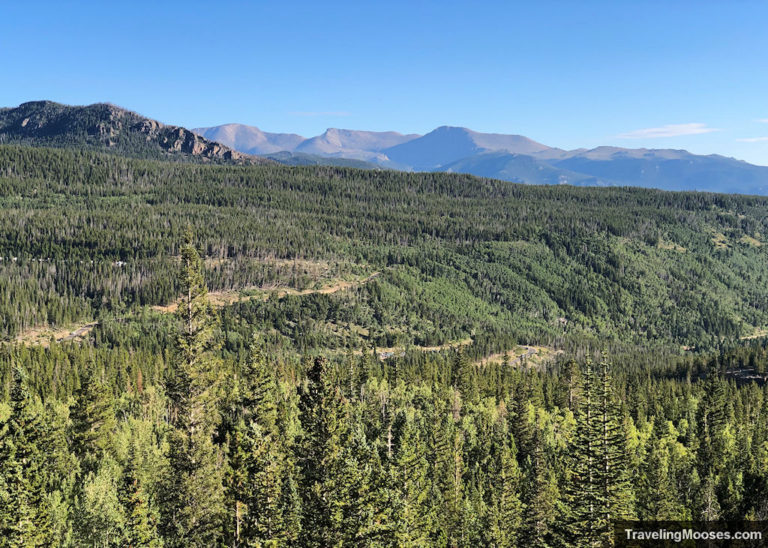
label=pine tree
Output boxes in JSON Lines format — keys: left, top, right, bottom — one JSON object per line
{"left": 696, "top": 375, "right": 727, "bottom": 478}
{"left": 428, "top": 399, "right": 465, "bottom": 547}
{"left": 452, "top": 351, "right": 478, "bottom": 403}
{"left": 239, "top": 335, "right": 279, "bottom": 431}
{"left": 595, "top": 361, "right": 634, "bottom": 525}
{"left": 280, "top": 463, "right": 303, "bottom": 544}
{"left": 39, "top": 400, "right": 77, "bottom": 545}
{"left": 558, "top": 360, "right": 582, "bottom": 412}
{"left": 0, "top": 367, "right": 53, "bottom": 546}
{"left": 698, "top": 473, "right": 722, "bottom": 520}
{"left": 521, "top": 430, "right": 558, "bottom": 548}
{"left": 122, "top": 474, "right": 161, "bottom": 547}
{"left": 338, "top": 421, "right": 383, "bottom": 545}
{"left": 637, "top": 422, "right": 680, "bottom": 520}
{"left": 74, "top": 456, "right": 126, "bottom": 547}
{"left": 564, "top": 360, "right": 633, "bottom": 547}
{"left": 160, "top": 229, "right": 226, "bottom": 546}
{"left": 244, "top": 421, "right": 285, "bottom": 544}
{"left": 121, "top": 445, "right": 161, "bottom": 547}
{"left": 510, "top": 381, "right": 536, "bottom": 461}
{"left": 297, "top": 356, "right": 358, "bottom": 546}
{"left": 389, "top": 410, "right": 431, "bottom": 546}
{"left": 224, "top": 336, "right": 287, "bottom": 546}
{"left": 487, "top": 434, "right": 524, "bottom": 547}
{"left": 225, "top": 418, "right": 250, "bottom": 547}
{"left": 564, "top": 359, "right": 600, "bottom": 546}
{"left": 70, "top": 367, "right": 117, "bottom": 475}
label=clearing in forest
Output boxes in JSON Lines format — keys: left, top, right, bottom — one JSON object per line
{"left": 14, "top": 322, "right": 98, "bottom": 347}
{"left": 152, "top": 271, "right": 380, "bottom": 314}
{"left": 475, "top": 345, "right": 562, "bottom": 368}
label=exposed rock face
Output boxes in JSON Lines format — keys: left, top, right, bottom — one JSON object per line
{"left": 0, "top": 101, "right": 259, "bottom": 164}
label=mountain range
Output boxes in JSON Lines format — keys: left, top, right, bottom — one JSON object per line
{"left": 196, "top": 123, "right": 768, "bottom": 195}
{"left": 1, "top": 101, "right": 766, "bottom": 195}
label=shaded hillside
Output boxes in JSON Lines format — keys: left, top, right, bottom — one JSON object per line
{"left": 264, "top": 150, "right": 381, "bottom": 168}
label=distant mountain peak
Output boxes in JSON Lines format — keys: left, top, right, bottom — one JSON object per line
{"left": 169, "top": 113, "right": 768, "bottom": 194}
{"left": 193, "top": 123, "right": 305, "bottom": 155}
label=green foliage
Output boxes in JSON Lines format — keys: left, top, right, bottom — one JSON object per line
{"left": 0, "top": 368, "right": 53, "bottom": 546}
{"left": 70, "top": 368, "right": 117, "bottom": 475}
{"left": 160, "top": 238, "right": 225, "bottom": 546}
{"left": 2, "top": 144, "right": 768, "bottom": 352}
{"left": 3, "top": 148, "right": 768, "bottom": 545}
{"left": 564, "top": 360, "right": 633, "bottom": 546}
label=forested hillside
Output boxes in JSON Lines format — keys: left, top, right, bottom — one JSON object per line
{"left": 2, "top": 234, "right": 768, "bottom": 546}
{"left": 3, "top": 144, "right": 768, "bottom": 545}
{"left": 2, "top": 144, "right": 768, "bottom": 350}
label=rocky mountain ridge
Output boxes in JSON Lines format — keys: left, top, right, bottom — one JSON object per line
{"left": 0, "top": 101, "right": 256, "bottom": 163}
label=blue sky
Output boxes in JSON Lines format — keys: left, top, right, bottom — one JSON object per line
{"left": 2, "top": 1, "right": 768, "bottom": 164}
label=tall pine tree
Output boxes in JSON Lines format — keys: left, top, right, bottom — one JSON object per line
{"left": 0, "top": 367, "right": 53, "bottom": 546}
{"left": 160, "top": 229, "right": 226, "bottom": 547}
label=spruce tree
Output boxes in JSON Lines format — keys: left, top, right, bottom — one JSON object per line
{"left": 297, "top": 356, "right": 357, "bottom": 546}
{"left": 637, "top": 422, "right": 680, "bottom": 519}
{"left": 564, "top": 360, "right": 633, "bottom": 547}
{"left": 521, "top": 430, "right": 558, "bottom": 548}
{"left": 452, "top": 350, "right": 478, "bottom": 403}
{"left": 224, "top": 336, "right": 287, "bottom": 546}
{"left": 487, "top": 435, "right": 523, "bottom": 547}
{"left": 695, "top": 375, "right": 727, "bottom": 478}
{"left": 389, "top": 410, "right": 431, "bottom": 546}
{"left": 428, "top": 399, "right": 465, "bottom": 547}
{"left": 558, "top": 360, "right": 582, "bottom": 412}
{"left": 70, "top": 367, "right": 117, "bottom": 475}
{"left": 0, "top": 367, "right": 53, "bottom": 546}
{"left": 121, "top": 459, "right": 162, "bottom": 548}
{"left": 160, "top": 229, "right": 226, "bottom": 547}
{"left": 595, "top": 361, "right": 634, "bottom": 525}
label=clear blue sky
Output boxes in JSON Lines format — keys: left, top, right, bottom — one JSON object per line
{"left": 2, "top": 1, "right": 768, "bottom": 164}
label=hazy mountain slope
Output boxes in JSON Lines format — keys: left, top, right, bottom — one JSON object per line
{"left": 440, "top": 151, "right": 606, "bottom": 186}
{"left": 295, "top": 128, "right": 420, "bottom": 163}
{"left": 296, "top": 128, "right": 418, "bottom": 153}
{"left": 185, "top": 114, "right": 768, "bottom": 194}
{"left": 193, "top": 123, "right": 305, "bottom": 155}
{"left": 264, "top": 150, "right": 381, "bottom": 169}
{"left": 549, "top": 149, "right": 768, "bottom": 194}
{"left": 0, "top": 101, "right": 259, "bottom": 163}
{"left": 383, "top": 126, "right": 555, "bottom": 170}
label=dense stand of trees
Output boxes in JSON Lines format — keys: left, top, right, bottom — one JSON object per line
{"left": 3, "top": 145, "right": 768, "bottom": 544}
{"left": 2, "top": 145, "right": 768, "bottom": 349}
{"left": 3, "top": 237, "right": 768, "bottom": 546}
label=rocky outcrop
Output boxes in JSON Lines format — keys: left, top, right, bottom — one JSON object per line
{"left": 0, "top": 101, "right": 259, "bottom": 164}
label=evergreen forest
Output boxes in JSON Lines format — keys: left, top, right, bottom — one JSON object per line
{"left": 3, "top": 144, "right": 768, "bottom": 546}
